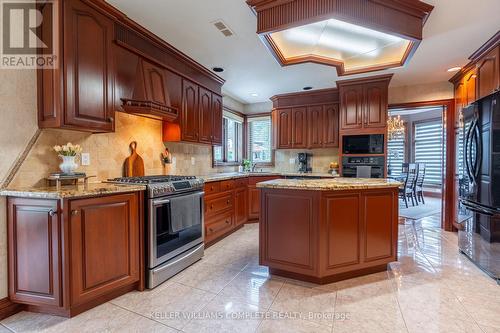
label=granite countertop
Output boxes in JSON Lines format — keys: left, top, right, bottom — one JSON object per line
{"left": 256, "top": 177, "right": 402, "bottom": 191}
{"left": 0, "top": 182, "right": 147, "bottom": 199}
{"left": 199, "top": 172, "right": 338, "bottom": 183}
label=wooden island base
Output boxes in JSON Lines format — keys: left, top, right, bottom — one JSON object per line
{"left": 258, "top": 180, "right": 400, "bottom": 284}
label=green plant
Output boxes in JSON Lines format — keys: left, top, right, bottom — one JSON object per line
{"left": 242, "top": 159, "right": 252, "bottom": 172}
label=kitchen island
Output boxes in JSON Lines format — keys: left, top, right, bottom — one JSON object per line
{"left": 257, "top": 178, "right": 401, "bottom": 284}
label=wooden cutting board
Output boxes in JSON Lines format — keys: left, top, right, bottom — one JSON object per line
{"left": 124, "top": 141, "right": 145, "bottom": 177}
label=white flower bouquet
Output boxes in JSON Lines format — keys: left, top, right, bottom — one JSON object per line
{"left": 53, "top": 143, "right": 83, "bottom": 157}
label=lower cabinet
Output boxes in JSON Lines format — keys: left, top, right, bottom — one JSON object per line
{"left": 7, "top": 192, "right": 144, "bottom": 317}
{"left": 234, "top": 187, "right": 248, "bottom": 226}
{"left": 248, "top": 186, "right": 260, "bottom": 220}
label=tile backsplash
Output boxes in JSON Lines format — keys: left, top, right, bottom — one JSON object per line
{"left": 9, "top": 112, "right": 236, "bottom": 188}
{"left": 273, "top": 148, "right": 339, "bottom": 173}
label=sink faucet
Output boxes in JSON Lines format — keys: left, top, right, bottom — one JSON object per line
{"left": 251, "top": 163, "right": 257, "bottom": 172}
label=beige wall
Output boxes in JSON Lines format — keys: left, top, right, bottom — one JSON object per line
{"left": 0, "top": 69, "right": 39, "bottom": 299}
{"left": 388, "top": 81, "right": 454, "bottom": 105}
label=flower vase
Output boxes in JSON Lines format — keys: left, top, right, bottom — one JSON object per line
{"left": 59, "top": 155, "right": 78, "bottom": 175}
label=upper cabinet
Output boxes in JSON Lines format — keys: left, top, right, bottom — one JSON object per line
{"left": 39, "top": 0, "right": 115, "bottom": 132}
{"left": 476, "top": 47, "right": 499, "bottom": 100}
{"left": 291, "top": 107, "right": 308, "bottom": 148}
{"left": 38, "top": 0, "right": 224, "bottom": 134}
{"left": 450, "top": 32, "right": 499, "bottom": 114}
{"left": 338, "top": 75, "right": 392, "bottom": 132}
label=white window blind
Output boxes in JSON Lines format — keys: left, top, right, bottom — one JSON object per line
{"left": 387, "top": 136, "right": 405, "bottom": 177}
{"left": 414, "top": 119, "right": 443, "bottom": 185}
{"left": 248, "top": 116, "right": 272, "bottom": 163}
{"left": 214, "top": 111, "right": 243, "bottom": 164}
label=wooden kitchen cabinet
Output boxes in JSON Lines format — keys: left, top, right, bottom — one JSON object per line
{"left": 465, "top": 69, "right": 477, "bottom": 106}
{"left": 141, "top": 60, "right": 170, "bottom": 107}
{"left": 248, "top": 186, "right": 261, "bottom": 221}
{"left": 338, "top": 77, "right": 391, "bottom": 131}
{"left": 68, "top": 193, "right": 141, "bottom": 307}
{"left": 476, "top": 46, "right": 499, "bottom": 100}
{"left": 339, "top": 85, "right": 364, "bottom": 130}
{"left": 181, "top": 79, "right": 200, "bottom": 142}
{"left": 234, "top": 187, "right": 248, "bottom": 226}
{"left": 291, "top": 107, "right": 308, "bottom": 148}
{"left": 39, "top": 0, "right": 115, "bottom": 132}
{"left": 212, "top": 94, "right": 223, "bottom": 145}
{"left": 7, "top": 192, "right": 144, "bottom": 317}
{"left": 277, "top": 109, "right": 292, "bottom": 148}
{"left": 198, "top": 87, "right": 213, "bottom": 144}
{"left": 8, "top": 198, "right": 62, "bottom": 307}
{"left": 323, "top": 104, "right": 339, "bottom": 147}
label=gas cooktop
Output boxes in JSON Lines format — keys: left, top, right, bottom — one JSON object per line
{"left": 107, "top": 175, "right": 204, "bottom": 197}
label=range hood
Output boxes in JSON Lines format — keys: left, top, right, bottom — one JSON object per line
{"left": 122, "top": 59, "right": 178, "bottom": 121}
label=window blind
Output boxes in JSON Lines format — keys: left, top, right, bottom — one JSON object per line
{"left": 414, "top": 119, "right": 444, "bottom": 185}
{"left": 387, "top": 136, "right": 405, "bottom": 177}
{"left": 248, "top": 117, "right": 272, "bottom": 163}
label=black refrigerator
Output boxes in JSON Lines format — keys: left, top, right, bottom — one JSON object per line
{"left": 458, "top": 91, "right": 500, "bottom": 283}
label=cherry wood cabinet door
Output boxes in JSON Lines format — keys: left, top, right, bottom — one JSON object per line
{"left": 477, "top": 47, "right": 499, "bottom": 100}
{"left": 291, "top": 107, "right": 308, "bottom": 148}
{"left": 8, "top": 198, "right": 62, "bottom": 307}
{"left": 363, "top": 191, "right": 396, "bottom": 262}
{"left": 307, "top": 105, "right": 324, "bottom": 148}
{"left": 248, "top": 186, "right": 261, "bottom": 220}
{"left": 142, "top": 60, "right": 169, "bottom": 106}
{"left": 234, "top": 187, "right": 248, "bottom": 226}
{"left": 181, "top": 79, "right": 199, "bottom": 142}
{"left": 465, "top": 70, "right": 477, "bottom": 106}
{"left": 323, "top": 104, "right": 339, "bottom": 147}
{"left": 340, "top": 86, "right": 363, "bottom": 130}
{"left": 277, "top": 109, "right": 292, "bottom": 148}
{"left": 64, "top": 0, "right": 114, "bottom": 132}
{"left": 363, "top": 82, "right": 387, "bottom": 129}
{"left": 198, "top": 87, "right": 213, "bottom": 144}
{"left": 68, "top": 193, "right": 140, "bottom": 306}
{"left": 212, "top": 93, "right": 223, "bottom": 145}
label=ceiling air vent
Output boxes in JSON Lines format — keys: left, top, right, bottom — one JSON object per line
{"left": 212, "top": 20, "right": 234, "bottom": 37}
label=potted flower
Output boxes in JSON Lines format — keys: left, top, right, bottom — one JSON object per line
{"left": 53, "top": 143, "right": 83, "bottom": 175}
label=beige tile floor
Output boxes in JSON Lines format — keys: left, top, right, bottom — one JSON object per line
{"left": 1, "top": 214, "right": 499, "bottom": 333}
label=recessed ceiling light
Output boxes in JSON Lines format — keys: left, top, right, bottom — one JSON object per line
{"left": 212, "top": 67, "right": 224, "bottom": 73}
{"left": 303, "top": 86, "right": 313, "bottom": 90}
{"left": 447, "top": 67, "right": 461, "bottom": 72}
{"left": 250, "top": 93, "right": 259, "bottom": 97}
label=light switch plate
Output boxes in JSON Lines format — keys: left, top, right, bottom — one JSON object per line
{"left": 81, "top": 153, "right": 90, "bottom": 166}
{"left": 191, "top": 157, "right": 196, "bottom": 165}
{"left": 289, "top": 158, "right": 295, "bottom": 165}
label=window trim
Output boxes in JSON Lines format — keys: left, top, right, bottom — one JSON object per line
{"left": 246, "top": 113, "right": 275, "bottom": 167}
{"left": 212, "top": 108, "right": 244, "bottom": 167}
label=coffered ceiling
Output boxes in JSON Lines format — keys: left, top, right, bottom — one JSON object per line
{"left": 107, "top": 0, "right": 500, "bottom": 104}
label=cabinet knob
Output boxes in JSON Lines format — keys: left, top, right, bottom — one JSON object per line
{"left": 226, "top": 200, "right": 230, "bottom": 204}
{"left": 225, "top": 220, "right": 230, "bottom": 224}
{"left": 48, "top": 209, "right": 57, "bottom": 216}
{"left": 71, "top": 210, "right": 79, "bottom": 216}
{"left": 210, "top": 204, "right": 214, "bottom": 209}
{"left": 107, "top": 117, "right": 114, "bottom": 123}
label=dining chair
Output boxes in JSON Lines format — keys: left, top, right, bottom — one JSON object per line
{"left": 415, "top": 163, "right": 426, "bottom": 204}
{"left": 399, "top": 163, "right": 417, "bottom": 208}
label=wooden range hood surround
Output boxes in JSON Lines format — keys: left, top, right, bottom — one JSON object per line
{"left": 121, "top": 59, "right": 179, "bottom": 122}
{"left": 246, "top": 0, "right": 434, "bottom": 76}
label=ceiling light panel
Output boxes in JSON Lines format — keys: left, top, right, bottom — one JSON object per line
{"left": 269, "top": 18, "right": 411, "bottom": 72}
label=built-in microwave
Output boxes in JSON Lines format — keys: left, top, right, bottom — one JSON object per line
{"left": 342, "top": 134, "right": 384, "bottom": 154}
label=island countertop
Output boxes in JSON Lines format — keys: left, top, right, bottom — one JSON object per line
{"left": 0, "top": 182, "right": 147, "bottom": 199}
{"left": 256, "top": 177, "right": 401, "bottom": 191}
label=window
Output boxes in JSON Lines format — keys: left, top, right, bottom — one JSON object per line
{"left": 213, "top": 111, "right": 243, "bottom": 165}
{"left": 414, "top": 119, "right": 444, "bottom": 185}
{"left": 387, "top": 133, "right": 405, "bottom": 177}
{"left": 247, "top": 116, "right": 272, "bottom": 164}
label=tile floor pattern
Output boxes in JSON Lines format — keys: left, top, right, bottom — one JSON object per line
{"left": 2, "top": 214, "right": 500, "bottom": 333}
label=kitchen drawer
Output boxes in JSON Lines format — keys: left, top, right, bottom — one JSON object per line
{"left": 248, "top": 176, "right": 280, "bottom": 186}
{"left": 205, "top": 193, "right": 233, "bottom": 217}
{"left": 220, "top": 180, "right": 235, "bottom": 192}
{"left": 205, "top": 211, "right": 233, "bottom": 244}
{"left": 204, "top": 182, "right": 221, "bottom": 196}
{"left": 235, "top": 177, "right": 248, "bottom": 188}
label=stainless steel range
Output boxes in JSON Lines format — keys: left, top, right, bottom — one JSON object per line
{"left": 108, "top": 175, "right": 205, "bottom": 288}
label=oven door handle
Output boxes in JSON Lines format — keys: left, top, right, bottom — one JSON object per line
{"left": 152, "top": 198, "right": 171, "bottom": 206}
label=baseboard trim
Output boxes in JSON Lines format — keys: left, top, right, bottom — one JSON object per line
{"left": 0, "top": 297, "right": 24, "bottom": 320}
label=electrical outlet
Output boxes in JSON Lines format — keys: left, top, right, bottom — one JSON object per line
{"left": 191, "top": 157, "right": 196, "bottom": 165}
{"left": 289, "top": 158, "right": 295, "bottom": 165}
{"left": 81, "top": 153, "right": 90, "bottom": 166}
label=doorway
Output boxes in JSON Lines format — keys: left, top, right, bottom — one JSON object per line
{"left": 388, "top": 100, "right": 455, "bottom": 231}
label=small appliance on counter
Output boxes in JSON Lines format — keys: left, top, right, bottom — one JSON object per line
{"left": 108, "top": 175, "right": 205, "bottom": 288}
{"left": 298, "top": 152, "right": 312, "bottom": 173}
